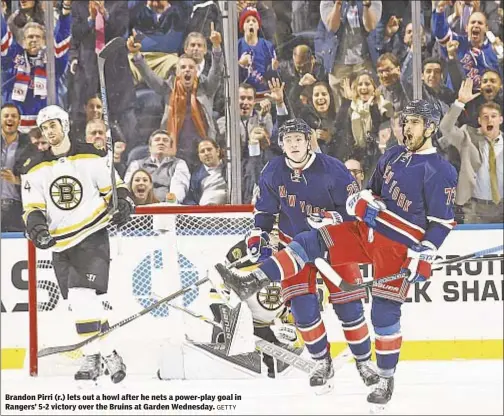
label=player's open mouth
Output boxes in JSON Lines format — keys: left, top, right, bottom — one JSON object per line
{"left": 483, "top": 87, "right": 494, "bottom": 95}
{"left": 486, "top": 125, "right": 494, "bottom": 132}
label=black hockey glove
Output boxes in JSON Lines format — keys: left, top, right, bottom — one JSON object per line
{"left": 29, "top": 224, "right": 56, "bottom": 250}
{"left": 110, "top": 194, "right": 135, "bottom": 227}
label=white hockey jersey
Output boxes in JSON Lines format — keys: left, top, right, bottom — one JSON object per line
{"left": 20, "top": 143, "right": 126, "bottom": 252}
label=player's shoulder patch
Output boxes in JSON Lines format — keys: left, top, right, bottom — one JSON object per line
{"left": 18, "top": 150, "right": 52, "bottom": 175}
{"left": 73, "top": 142, "right": 107, "bottom": 158}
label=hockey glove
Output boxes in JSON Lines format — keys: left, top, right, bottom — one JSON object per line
{"left": 245, "top": 227, "right": 272, "bottom": 263}
{"left": 271, "top": 320, "right": 299, "bottom": 348}
{"left": 110, "top": 194, "right": 135, "bottom": 227}
{"left": 346, "top": 189, "right": 386, "bottom": 228}
{"left": 307, "top": 211, "right": 343, "bottom": 229}
{"left": 401, "top": 242, "right": 440, "bottom": 283}
{"left": 29, "top": 224, "right": 56, "bottom": 250}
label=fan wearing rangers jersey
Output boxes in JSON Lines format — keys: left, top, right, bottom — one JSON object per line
{"left": 215, "top": 99, "right": 458, "bottom": 406}
{"left": 20, "top": 105, "right": 135, "bottom": 384}
{"left": 215, "top": 80, "right": 380, "bottom": 394}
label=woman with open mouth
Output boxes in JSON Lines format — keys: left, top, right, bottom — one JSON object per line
{"left": 335, "top": 72, "right": 394, "bottom": 181}
{"left": 129, "top": 169, "right": 159, "bottom": 206}
{"left": 299, "top": 81, "right": 345, "bottom": 159}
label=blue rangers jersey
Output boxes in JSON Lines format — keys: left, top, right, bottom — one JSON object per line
{"left": 254, "top": 152, "right": 359, "bottom": 245}
{"left": 368, "top": 145, "right": 458, "bottom": 249}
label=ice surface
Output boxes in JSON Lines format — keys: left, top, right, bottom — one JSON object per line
{"left": 2, "top": 360, "right": 502, "bottom": 415}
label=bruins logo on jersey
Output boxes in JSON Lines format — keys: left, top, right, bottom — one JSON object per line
{"left": 256, "top": 281, "right": 283, "bottom": 311}
{"left": 50, "top": 176, "right": 83, "bottom": 210}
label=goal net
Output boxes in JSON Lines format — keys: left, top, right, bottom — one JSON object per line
{"left": 28, "top": 205, "right": 254, "bottom": 377}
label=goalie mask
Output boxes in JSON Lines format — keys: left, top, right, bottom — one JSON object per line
{"left": 278, "top": 118, "right": 312, "bottom": 165}
{"left": 36, "top": 105, "right": 70, "bottom": 139}
{"left": 400, "top": 99, "right": 441, "bottom": 152}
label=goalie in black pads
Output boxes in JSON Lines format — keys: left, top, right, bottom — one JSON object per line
{"left": 20, "top": 105, "right": 135, "bottom": 383}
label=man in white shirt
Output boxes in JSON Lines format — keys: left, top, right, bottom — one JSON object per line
{"left": 439, "top": 79, "right": 503, "bottom": 223}
{"left": 124, "top": 129, "right": 190, "bottom": 203}
{"left": 185, "top": 139, "right": 227, "bottom": 205}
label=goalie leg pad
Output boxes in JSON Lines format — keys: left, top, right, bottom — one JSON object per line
{"left": 371, "top": 297, "right": 403, "bottom": 377}
{"left": 291, "top": 294, "right": 329, "bottom": 360}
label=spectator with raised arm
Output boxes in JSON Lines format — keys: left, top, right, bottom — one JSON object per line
{"left": 70, "top": 1, "right": 140, "bottom": 151}
{"left": 376, "top": 52, "right": 411, "bottom": 114}
{"left": 336, "top": 73, "right": 391, "bottom": 178}
{"left": 216, "top": 82, "right": 275, "bottom": 203}
{"left": 128, "top": 1, "right": 192, "bottom": 83}
{"left": 446, "top": 40, "right": 503, "bottom": 126}
{"left": 277, "top": 44, "right": 328, "bottom": 117}
{"left": 439, "top": 79, "right": 503, "bottom": 223}
{"left": 316, "top": 0, "right": 382, "bottom": 108}
{"left": 432, "top": 0, "right": 502, "bottom": 89}
{"left": 1, "top": 1, "right": 71, "bottom": 133}
{"left": 7, "top": 0, "right": 45, "bottom": 43}
{"left": 237, "top": 6, "right": 278, "bottom": 96}
{"left": 128, "top": 23, "right": 224, "bottom": 170}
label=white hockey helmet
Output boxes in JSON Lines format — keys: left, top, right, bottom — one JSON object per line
{"left": 36, "top": 105, "right": 70, "bottom": 137}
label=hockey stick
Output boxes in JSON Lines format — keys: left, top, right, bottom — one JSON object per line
{"left": 315, "top": 244, "right": 504, "bottom": 293}
{"left": 38, "top": 277, "right": 209, "bottom": 358}
{"left": 432, "top": 244, "right": 504, "bottom": 266}
{"left": 97, "top": 37, "right": 126, "bottom": 213}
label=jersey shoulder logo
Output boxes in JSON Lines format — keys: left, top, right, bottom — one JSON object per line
{"left": 50, "top": 175, "right": 83, "bottom": 210}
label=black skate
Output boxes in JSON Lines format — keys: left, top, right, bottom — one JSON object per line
{"left": 310, "top": 356, "right": 335, "bottom": 395}
{"left": 75, "top": 353, "right": 102, "bottom": 381}
{"left": 103, "top": 350, "right": 127, "bottom": 384}
{"left": 356, "top": 360, "right": 380, "bottom": 386}
{"left": 214, "top": 263, "right": 269, "bottom": 302}
{"left": 367, "top": 376, "right": 394, "bottom": 405}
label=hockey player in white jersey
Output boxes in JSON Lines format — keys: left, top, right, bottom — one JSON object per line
{"left": 20, "top": 105, "right": 135, "bottom": 383}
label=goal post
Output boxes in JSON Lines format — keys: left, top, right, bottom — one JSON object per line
{"left": 27, "top": 204, "right": 254, "bottom": 377}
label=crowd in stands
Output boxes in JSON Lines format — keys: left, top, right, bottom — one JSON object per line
{"left": 1, "top": 0, "right": 503, "bottom": 233}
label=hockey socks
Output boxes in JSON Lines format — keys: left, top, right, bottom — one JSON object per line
{"left": 291, "top": 294, "right": 329, "bottom": 360}
{"left": 341, "top": 315, "right": 372, "bottom": 362}
{"left": 375, "top": 333, "right": 402, "bottom": 377}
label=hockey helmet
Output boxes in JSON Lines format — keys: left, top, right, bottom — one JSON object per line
{"left": 400, "top": 99, "right": 441, "bottom": 134}
{"left": 36, "top": 105, "right": 70, "bottom": 137}
{"left": 278, "top": 118, "right": 312, "bottom": 147}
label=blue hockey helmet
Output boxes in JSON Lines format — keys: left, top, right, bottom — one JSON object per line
{"left": 278, "top": 118, "right": 312, "bottom": 146}
{"left": 400, "top": 99, "right": 441, "bottom": 132}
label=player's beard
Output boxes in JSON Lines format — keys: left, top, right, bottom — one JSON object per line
{"left": 404, "top": 131, "right": 425, "bottom": 152}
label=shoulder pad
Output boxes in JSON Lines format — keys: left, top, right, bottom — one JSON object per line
{"left": 18, "top": 151, "right": 49, "bottom": 175}
{"left": 73, "top": 142, "right": 107, "bottom": 158}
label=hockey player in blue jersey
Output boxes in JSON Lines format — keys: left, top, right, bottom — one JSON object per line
{"left": 234, "top": 81, "right": 380, "bottom": 393}
{"left": 215, "top": 99, "right": 458, "bottom": 405}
